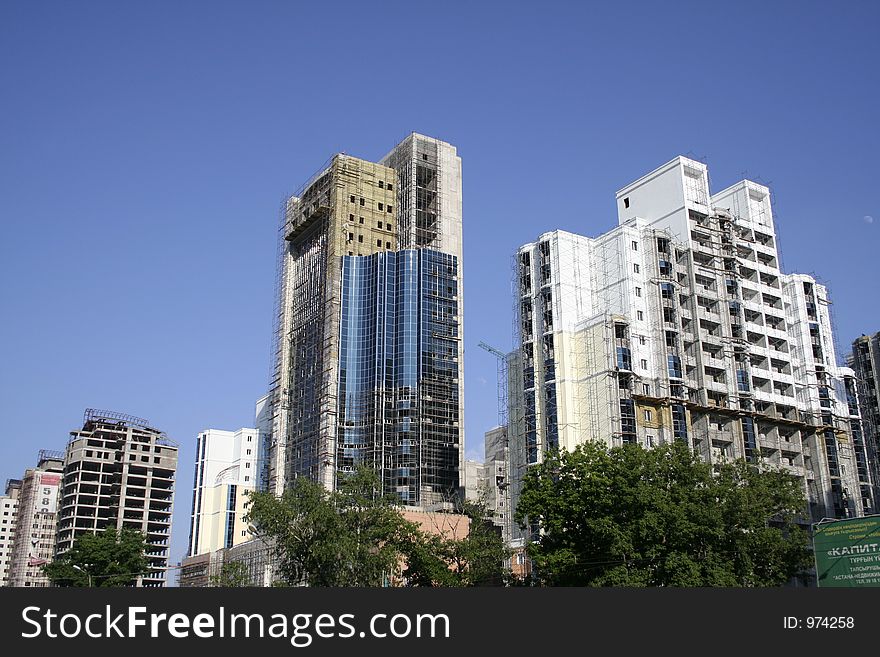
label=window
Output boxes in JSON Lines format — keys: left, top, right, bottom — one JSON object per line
{"left": 348, "top": 232, "right": 354, "bottom": 242}
{"left": 247, "top": 436, "right": 252, "bottom": 442}
{"left": 422, "top": 154, "right": 428, "bottom": 160}
{"left": 387, "top": 183, "right": 393, "bottom": 191}
{"left": 644, "top": 410, "right": 653, "bottom": 422}
{"left": 349, "top": 214, "right": 354, "bottom": 221}
{"left": 639, "top": 335, "right": 646, "bottom": 345}
{"left": 358, "top": 235, "right": 363, "bottom": 243}
{"left": 386, "top": 223, "right": 392, "bottom": 231}
{"left": 245, "top": 462, "right": 250, "bottom": 468}
{"left": 378, "top": 203, "right": 384, "bottom": 211}
{"left": 377, "top": 239, "right": 382, "bottom": 247}
{"left": 637, "top": 311, "right": 644, "bottom": 321}
{"left": 616, "top": 347, "right": 631, "bottom": 370}
{"left": 387, "top": 205, "right": 393, "bottom": 213}
{"left": 640, "top": 359, "right": 648, "bottom": 370}
{"left": 246, "top": 449, "right": 251, "bottom": 455}
{"left": 634, "top": 264, "right": 640, "bottom": 274}
{"left": 386, "top": 241, "right": 391, "bottom": 249}
{"left": 244, "top": 476, "right": 250, "bottom": 482}
{"left": 632, "top": 240, "right": 638, "bottom": 251}
{"left": 377, "top": 220, "right": 383, "bottom": 228}
{"left": 359, "top": 197, "right": 365, "bottom": 206}
{"left": 624, "top": 197, "right": 630, "bottom": 208}
{"left": 359, "top": 216, "right": 364, "bottom": 224}
{"left": 378, "top": 180, "right": 384, "bottom": 188}
{"left": 635, "top": 287, "right": 642, "bottom": 297}
{"left": 672, "top": 404, "right": 688, "bottom": 441}
{"left": 643, "top": 384, "right": 650, "bottom": 395}
{"left": 667, "top": 354, "right": 683, "bottom": 380}
{"left": 350, "top": 195, "right": 355, "bottom": 203}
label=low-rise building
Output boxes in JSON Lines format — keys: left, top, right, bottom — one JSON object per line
{"left": 0, "top": 479, "right": 22, "bottom": 586}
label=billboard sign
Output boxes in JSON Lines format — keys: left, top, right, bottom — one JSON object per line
{"left": 813, "top": 515, "right": 880, "bottom": 587}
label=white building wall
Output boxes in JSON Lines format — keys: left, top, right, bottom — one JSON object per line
{"left": 0, "top": 486, "right": 19, "bottom": 586}
{"left": 189, "top": 427, "right": 258, "bottom": 557}
{"left": 462, "top": 460, "right": 485, "bottom": 503}
{"left": 616, "top": 156, "right": 710, "bottom": 243}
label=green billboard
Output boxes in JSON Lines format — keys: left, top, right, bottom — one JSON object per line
{"left": 813, "top": 515, "right": 880, "bottom": 587}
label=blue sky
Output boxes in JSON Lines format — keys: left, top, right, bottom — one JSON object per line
{"left": 1, "top": 1, "right": 878, "bottom": 575}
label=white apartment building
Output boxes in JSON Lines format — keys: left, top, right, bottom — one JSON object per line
{"left": 0, "top": 479, "right": 21, "bottom": 586}
{"left": 188, "top": 427, "right": 258, "bottom": 557}
{"left": 510, "top": 156, "right": 873, "bottom": 526}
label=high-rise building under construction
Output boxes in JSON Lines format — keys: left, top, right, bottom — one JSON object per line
{"left": 266, "top": 134, "right": 464, "bottom": 507}
{"left": 847, "top": 332, "right": 880, "bottom": 508}
{"left": 56, "top": 410, "right": 178, "bottom": 587}
{"left": 508, "top": 156, "right": 875, "bottom": 532}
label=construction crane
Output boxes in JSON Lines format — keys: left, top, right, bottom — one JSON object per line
{"left": 478, "top": 341, "right": 509, "bottom": 425}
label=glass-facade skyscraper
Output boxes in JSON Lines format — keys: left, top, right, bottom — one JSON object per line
{"left": 267, "top": 134, "right": 464, "bottom": 507}
{"left": 338, "top": 249, "right": 460, "bottom": 504}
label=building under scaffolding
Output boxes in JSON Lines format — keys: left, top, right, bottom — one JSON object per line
{"left": 266, "top": 134, "right": 464, "bottom": 506}
{"left": 508, "top": 156, "right": 875, "bottom": 528}
{"left": 847, "top": 333, "right": 880, "bottom": 509}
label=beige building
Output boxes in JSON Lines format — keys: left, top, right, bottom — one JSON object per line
{"left": 6, "top": 451, "right": 64, "bottom": 587}
{"left": 268, "top": 154, "right": 400, "bottom": 495}
{"left": 56, "top": 409, "right": 178, "bottom": 587}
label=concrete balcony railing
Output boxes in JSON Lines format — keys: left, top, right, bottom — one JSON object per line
{"left": 705, "top": 378, "right": 729, "bottom": 394}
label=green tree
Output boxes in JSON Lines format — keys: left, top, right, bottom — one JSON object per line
{"left": 247, "top": 467, "right": 512, "bottom": 587}
{"left": 398, "top": 501, "right": 510, "bottom": 587}
{"left": 210, "top": 560, "right": 251, "bottom": 587}
{"left": 245, "top": 467, "right": 414, "bottom": 586}
{"left": 43, "top": 528, "right": 148, "bottom": 587}
{"left": 515, "top": 441, "right": 811, "bottom": 587}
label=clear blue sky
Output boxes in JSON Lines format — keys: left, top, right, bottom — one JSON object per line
{"left": 1, "top": 1, "right": 878, "bottom": 574}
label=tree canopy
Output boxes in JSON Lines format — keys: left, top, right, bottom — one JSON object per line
{"left": 245, "top": 466, "right": 509, "bottom": 587}
{"left": 515, "top": 441, "right": 811, "bottom": 587}
{"left": 43, "top": 528, "right": 149, "bottom": 587}
{"left": 398, "top": 501, "right": 510, "bottom": 587}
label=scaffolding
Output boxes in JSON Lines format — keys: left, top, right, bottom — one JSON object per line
{"left": 269, "top": 136, "right": 464, "bottom": 508}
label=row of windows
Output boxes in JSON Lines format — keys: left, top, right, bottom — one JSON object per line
{"left": 349, "top": 195, "right": 394, "bottom": 213}
{"left": 348, "top": 214, "right": 393, "bottom": 231}
{"left": 128, "top": 454, "right": 164, "bottom": 464}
